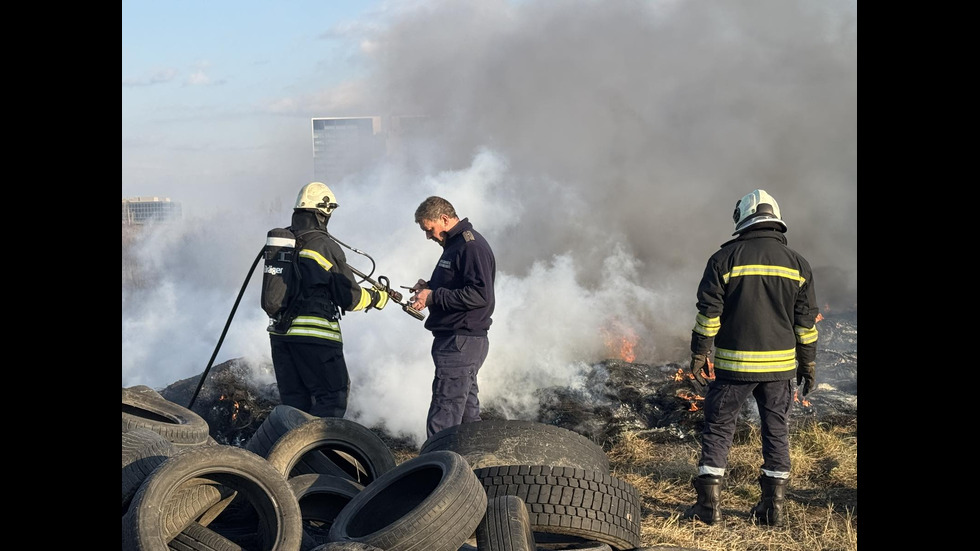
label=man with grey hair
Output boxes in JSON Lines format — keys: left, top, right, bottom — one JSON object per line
{"left": 409, "top": 196, "right": 496, "bottom": 439}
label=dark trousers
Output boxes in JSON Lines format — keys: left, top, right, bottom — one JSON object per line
{"left": 270, "top": 339, "right": 350, "bottom": 418}
{"left": 425, "top": 335, "right": 489, "bottom": 439}
{"left": 698, "top": 379, "right": 793, "bottom": 474}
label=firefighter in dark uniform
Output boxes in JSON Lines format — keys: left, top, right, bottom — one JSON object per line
{"left": 682, "top": 189, "right": 819, "bottom": 526}
{"left": 268, "top": 182, "right": 389, "bottom": 418}
{"left": 408, "top": 196, "right": 496, "bottom": 440}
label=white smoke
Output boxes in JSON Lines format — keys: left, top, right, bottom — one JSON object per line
{"left": 122, "top": 0, "right": 857, "bottom": 445}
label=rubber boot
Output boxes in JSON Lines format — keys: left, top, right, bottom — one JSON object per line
{"left": 681, "top": 474, "right": 723, "bottom": 524}
{"left": 750, "top": 475, "right": 788, "bottom": 525}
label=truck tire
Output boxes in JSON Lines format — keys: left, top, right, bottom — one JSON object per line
{"left": 122, "top": 445, "right": 302, "bottom": 551}
{"left": 244, "top": 404, "right": 316, "bottom": 458}
{"left": 123, "top": 428, "right": 177, "bottom": 515}
{"left": 473, "top": 465, "right": 641, "bottom": 551}
{"left": 328, "top": 450, "right": 488, "bottom": 551}
{"left": 288, "top": 474, "right": 364, "bottom": 549}
{"left": 123, "top": 385, "right": 211, "bottom": 448}
{"left": 476, "top": 495, "right": 536, "bottom": 551}
{"left": 168, "top": 522, "right": 242, "bottom": 551}
{"left": 309, "top": 543, "right": 384, "bottom": 550}
{"left": 420, "top": 420, "right": 609, "bottom": 473}
{"left": 265, "top": 417, "right": 396, "bottom": 485}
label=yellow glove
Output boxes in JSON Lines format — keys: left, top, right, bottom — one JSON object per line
{"left": 369, "top": 287, "right": 389, "bottom": 311}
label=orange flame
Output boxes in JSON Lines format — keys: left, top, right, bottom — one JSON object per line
{"left": 675, "top": 385, "right": 705, "bottom": 411}
{"left": 600, "top": 320, "right": 638, "bottom": 362}
{"left": 793, "top": 389, "right": 811, "bottom": 408}
{"left": 219, "top": 394, "right": 241, "bottom": 422}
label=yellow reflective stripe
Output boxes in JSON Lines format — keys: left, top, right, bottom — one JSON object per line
{"left": 298, "top": 249, "right": 334, "bottom": 272}
{"left": 284, "top": 326, "right": 343, "bottom": 343}
{"left": 291, "top": 316, "right": 341, "bottom": 332}
{"left": 795, "top": 324, "right": 818, "bottom": 345}
{"left": 727, "top": 264, "right": 806, "bottom": 286}
{"left": 285, "top": 315, "right": 343, "bottom": 342}
{"left": 693, "top": 313, "right": 720, "bottom": 337}
{"left": 714, "top": 347, "right": 797, "bottom": 373}
{"left": 351, "top": 287, "right": 372, "bottom": 311}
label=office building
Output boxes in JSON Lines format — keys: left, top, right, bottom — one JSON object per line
{"left": 122, "top": 196, "right": 182, "bottom": 225}
{"left": 311, "top": 117, "right": 385, "bottom": 184}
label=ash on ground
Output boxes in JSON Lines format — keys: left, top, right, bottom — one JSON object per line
{"left": 159, "top": 309, "right": 856, "bottom": 453}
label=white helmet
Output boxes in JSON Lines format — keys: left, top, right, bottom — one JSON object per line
{"left": 732, "top": 189, "right": 786, "bottom": 235}
{"left": 295, "top": 182, "right": 338, "bottom": 216}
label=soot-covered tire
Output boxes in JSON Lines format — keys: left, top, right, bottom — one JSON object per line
{"left": 123, "top": 386, "right": 211, "bottom": 448}
{"left": 245, "top": 404, "right": 316, "bottom": 458}
{"left": 288, "top": 474, "right": 364, "bottom": 550}
{"left": 327, "top": 450, "right": 488, "bottom": 551}
{"left": 123, "top": 428, "right": 177, "bottom": 515}
{"left": 476, "top": 495, "right": 536, "bottom": 551}
{"left": 265, "top": 417, "right": 396, "bottom": 485}
{"left": 420, "top": 420, "right": 610, "bottom": 473}
{"left": 121, "top": 444, "right": 302, "bottom": 551}
{"left": 473, "top": 465, "right": 641, "bottom": 551}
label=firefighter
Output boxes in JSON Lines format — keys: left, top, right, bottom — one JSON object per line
{"left": 268, "top": 182, "right": 389, "bottom": 418}
{"left": 682, "top": 189, "right": 819, "bottom": 526}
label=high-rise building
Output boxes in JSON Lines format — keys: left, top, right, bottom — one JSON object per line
{"left": 122, "top": 196, "right": 182, "bottom": 225}
{"left": 311, "top": 117, "right": 385, "bottom": 184}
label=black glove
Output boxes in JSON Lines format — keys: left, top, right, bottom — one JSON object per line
{"left": 367, "top": 288, "right": 389, "bottom": 311}
{"left": 689, "top": 354, "right": 712, "bottom": 392}
{"left": 796, "top": 361, "right": 815, "bottom": 396}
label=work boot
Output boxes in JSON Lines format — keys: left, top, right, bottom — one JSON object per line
{"left": 750, "top": 475, "right": 788, "bottom": 526}
{"left": 681, "top": 474, "right": 724, "bottom": 525}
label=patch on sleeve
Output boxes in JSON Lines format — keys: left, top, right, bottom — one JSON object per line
{"left": 463, "top": 230, "right": 475, "bottom": 242}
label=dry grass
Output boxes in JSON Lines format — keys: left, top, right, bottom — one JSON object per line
{"left": 606, "top": 415, "right": 858, "bottom": 551}
{"left": 384, "top": 414, "right": 857, "bottom": 551}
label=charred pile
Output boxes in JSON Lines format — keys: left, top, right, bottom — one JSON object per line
{"left": 159, "top": 310, "right": 857, "bottom": 451}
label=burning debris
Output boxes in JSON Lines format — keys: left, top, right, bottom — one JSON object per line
{"left": 159, "top": 311, "right": 856, "bottom": 452}
{"left": 161, "top": 359, "right": 280, "bottom": 447}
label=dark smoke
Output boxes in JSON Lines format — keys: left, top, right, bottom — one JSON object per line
{"left": 122, "top": 0, "right": 856, "bottom": 446}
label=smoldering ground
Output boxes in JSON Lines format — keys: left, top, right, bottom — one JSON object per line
{"left": 122, "top": 0, "right": 857, "bottom": 446}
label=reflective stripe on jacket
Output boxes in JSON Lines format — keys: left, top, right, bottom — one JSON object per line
{"left": 269, "top": 211, "right": 375, "bottom": 346}
{"left": 691, "top": 228, "right": 819, "bottom": 382}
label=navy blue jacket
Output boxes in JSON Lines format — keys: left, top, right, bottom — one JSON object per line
{"left": 424, "top": 218, "right": 496, "bottom": 337}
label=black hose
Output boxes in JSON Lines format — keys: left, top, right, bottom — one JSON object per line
{"left": 327, "top": 231, "right": 376, "bottom": 283}
{"left": 188, "top": 247, "right": 264, "bottom": 409}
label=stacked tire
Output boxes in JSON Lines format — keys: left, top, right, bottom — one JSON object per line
{"left": 420, "top": 419, "right": 642, "bottom": 550}
{"left": 122, "top": 386, "right": 645, "bottom": 550}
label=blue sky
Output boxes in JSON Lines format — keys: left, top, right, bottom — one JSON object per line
{"left": 122, "top": 1, "right": 391, "bottom": 212}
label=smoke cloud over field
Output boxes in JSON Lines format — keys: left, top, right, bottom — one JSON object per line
{"left": 122, "top": 0, "right": 856, "bottom": 445}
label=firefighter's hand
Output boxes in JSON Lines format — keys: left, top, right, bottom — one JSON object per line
{"left": 689, "top": 354, "right": 712, "bottom": 391}
{"left": 368, "top": 287, "right": 389, "bottom": 311}
{"left": 409, "top": 279, "right": 428, "bottom": 293}
{"left": 796, "top": 361, "right": 815, "bottom": 396}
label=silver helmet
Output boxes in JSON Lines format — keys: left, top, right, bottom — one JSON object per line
{"left": 295, "top": 182, "right": 338, "bottom": 216}
{"left": 732, "top": 189, "right": 786, "bottom": 235}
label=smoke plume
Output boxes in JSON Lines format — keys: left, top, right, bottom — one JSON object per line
{"left": 122, "top": 0, "right": 856, "bottom": 446}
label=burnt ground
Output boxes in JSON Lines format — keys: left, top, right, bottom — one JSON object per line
{"left": 159, "top": 309, "right": 857, "bottom": 455}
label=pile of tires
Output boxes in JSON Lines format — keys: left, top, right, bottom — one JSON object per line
{"left": 122, "top": 385, "right": 645, "bottom": 551}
